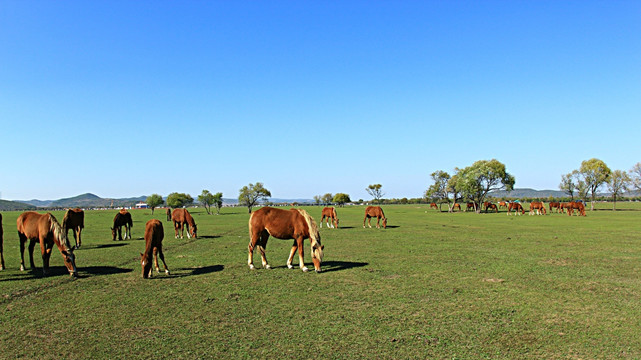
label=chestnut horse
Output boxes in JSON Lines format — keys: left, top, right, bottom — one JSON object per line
{"left": 567, "top": 201, "right": 587, "bottom": 216}
{"left": 140, "top": 219, "right": 170, "bottom": 278}
{"left": 166, "top": 208, "right": 172, "bottom": 221}
{"left": 17, "top": 212, "right": 77, "bottom": 277}
{"left": 485, "top": 203, "right": 498, "bottom": 213}
{"left": 430, "top": 203, "right": 438, "bottom": 210}
{"left": 466, "top": 202, "right": 477, "bottom": 212}
{"left": 498, "top": 201, "right": 508, "bottom": 209}
{"left": 0, "top": 213, "right": 4, "bottom": 270}
{"left": 172, "top": 208, "right": 197, "bottom": 239}
{"left": 111, "top": 209, "right": 133, "bottom": 241}
{"left": 62, "top": 208, "right": 84, "bottom": 248}
{"left": 507, "top": 202, "right": 525, "bottom": 215}
{"left": 549, "top": 202, "right": 561, "bottom": 213}
{"left": 248, "top": 207, "right": 324, "bottom": 272}
{"left": 363, "top": 206, "right": 387, "bottom": 229}
{"left": 452, "top": 203, "right": 461, "bottom": 212}
{"left": 320, "top": 207, "right": 339, "bottom": 228}
{"left": 529, "top": 201, "right": 547, "bottom": 215}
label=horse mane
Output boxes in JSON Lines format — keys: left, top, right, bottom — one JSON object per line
{"left": 295, "top": 209, "right": 323, "bottom": 260}
{"left": 48, "top": 213, "right": 72, "bottom": 251}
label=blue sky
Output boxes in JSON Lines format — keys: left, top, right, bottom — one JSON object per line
{"left": 1, "top": 1, "right": 639, "bottom": 201}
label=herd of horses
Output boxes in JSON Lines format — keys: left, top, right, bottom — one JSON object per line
{"left": 429, "top": 200, "right": 587, "bottom": 216}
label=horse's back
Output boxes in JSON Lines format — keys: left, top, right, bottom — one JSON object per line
{"left": 145, "top": 219, "right": 164, "bottom": 242}
{"left": 172, "top": 208, "right": 185, "bottom": 222}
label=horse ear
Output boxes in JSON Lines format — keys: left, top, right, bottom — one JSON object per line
{"left": 321, "top": 245, "right": 324, "bottom": 250}
{"left": 140, "top": 253, "right": 143, "bottom": 258}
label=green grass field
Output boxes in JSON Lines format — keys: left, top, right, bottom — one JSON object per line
{"left": 1, "top": 203, "right": 640, "bottom": 359}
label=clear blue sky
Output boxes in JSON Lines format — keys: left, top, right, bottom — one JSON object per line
{"left": 1, "top": 1, "right": 639, "bottom": 201}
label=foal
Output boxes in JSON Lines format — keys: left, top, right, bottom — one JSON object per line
{"left": 141, "top": 219, "right": 170, "bottom": 278}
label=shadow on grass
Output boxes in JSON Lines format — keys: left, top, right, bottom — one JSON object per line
{"left": 321, "top": 260, "right": 369, "bottom": 273}
{"left": 197, "top": 235, "right": 220, "bottom": 239}
{"left": 384, "top": 225, "right": 400, "bottom": 229}
{"left": 0, "top": 265, "right": 132, "bottom": 281}
{"left": 80, "top": 243, "right": 128, "bottom": 250}
{"left": 149, "top": 265, "right": 225, "bottom": 279}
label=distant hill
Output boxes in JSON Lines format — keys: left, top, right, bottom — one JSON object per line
{"left": 0, "top": 199, "right": 37, "bottom": 211}
{"left": 488, "top": 188, "right": 567, "bottom": 199}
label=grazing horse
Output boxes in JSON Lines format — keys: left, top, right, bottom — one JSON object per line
{"left": 172, "top": 208, "right": 197, "bottom": 239}
{"left": 0, "top": 213, "right": 4, "bottom": 270}
{"left": 16, "top": 212, "right": 77, "bottom": 277}
{"left": 111, "top": 210, "right": 133, "bottom": 241}
{"left": 320, "top": 207, "right": 339, "bottom": 229}
{"left": 430, "top": 203, "right": 438, "bottom": 210}
{"left": 498, "top": 201, "right": 508, "bottom": 209}
{"left": 363, "top": 206, "right": 387, "bottom": 229}
{"left": 507, "top": 202, "right": 525, "bottom": 216}
{"left": 140, "top": 219, "right": 169, "bottom": 278}
{"left": 62, "top": 208, "right": 84, "bottom": 248}
{"left": 452, "top": 203, "right": 461, "bottom": 212}
{"left": 567, "top": 201, "right": 587, "bottom": 216}
{"left": 466, "top": 202, "right": 477, "bottom": 212}
{"left": 166, "top": 208, "right": 172, "bottom": 221}
{"left": 248, "top": 207, "right": 324, "bottom": 272}
{"left": 529, "top": 201, "right": 547, "bottom": 215}
{"left": 485, "top": 203, "right": 498, "bottom": 213}
{"left": 549, "top": 202, "right": 561, "bottom": 213}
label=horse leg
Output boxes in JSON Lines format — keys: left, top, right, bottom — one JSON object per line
{"left": 18, "top": 233, "right": 27, "bottom": 271}
{"left": 117, "top": 226, "right": 123, "bottom": 241}
{"left": 156, "top": 246, "right": 170, "bottom": 275}
{"left": 28, "top": 240, "right": 37, "bottom": 269}
{"left": 287, "top": 239, "right": 298, "bottom": 269}
{"left": 186, "top": 224, "right": 191, "bottom": 239}
{"left": 296, "top": 237, "right": 308, "bottom": 272}
{"left": 376, "top": 217, "right": 381, "bottom": 229}
{"left": 76, "top": 228, "right": 82, "bottom": 248}
{"left": 247, "top": 228, "right": 261, "bottom": 270}
{"left": 41, "top": 238, "right": 54, "bottom": 276}
{"left": 320, "top": 216, "right": 323, "bottom": 228}
{"left": 257, "top": 232, "right": 270, "bottom": 269}
{"left": 363, "top": 216, "right": 367, "bottom": 228}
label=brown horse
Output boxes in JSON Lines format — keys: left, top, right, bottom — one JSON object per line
{"left": 466, "top": 202, "right": 477, "bottom": 212}
{"left": 567, "top": 201, "right": 587, "bottom": 216}
{"left": 485, "top": 203, "right": 498, "bottom": 213}
{"left": 111, "top": 210, "right": 133, "bottom": 241}
{"left": 498, "top": 201, "right": 508, "bottom": 209}
{"left": 62, "top": 208, "right": 84, "bottom": 248}
{"left": 549, "top": 202, "right": 561, "bottom": 213}
{"left": 140, "top": 219, "right": 169, "bottom": 278}
{"left": 507, "top": 202, "right": 525, "bottom": 215}
{"left": 430, "top": 203, "right": 438, "bottom": 210}
{"left": 363, "top": 206, "right": 387, "bottom": 229}
{"left": 16, "top": 212, "right": 77, "bottom": 277}
{"left": 248, "top": 207, "right": 324, "bottom": 272}
{"left": 320, "top": 207, "right": 339, "bottom": 228}
{"left": 529, "top": 201, "right": 547, "bottom": 215}
{"left": 166, "top": 208, "right": 172, "bottom": 221}
{"left": 172, "top": 208, "right": 197, "bottom": 239}
{"left": 452, "top": 203, "right": 461, "bottom": 212}
{"left": 0, "top": 213, "right": 4, "bottom": 270}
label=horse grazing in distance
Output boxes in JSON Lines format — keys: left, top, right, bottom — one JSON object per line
{"left": 111, "top": 209, "right": 133, "bottom": 241}
{"left": 248, "top": 207, "right": 324, "bottom": 272}
{"left": 529, "top": 201, "right": 547, "bottom": 215}
{"left": 363, "top": 206, "right": 387, "bottom": 229}
{"left": 452, "top": 203, "right": 461, "bottom": 212}
{"left": 16, "top": 212, "right": 77, "bottom": 277}
{"left": 498, "top": 201, "right": 508, "bottom": 209}
{"left": 430, "top": 203, "right": 438, "bottom": 210}
{"left": 0, "top": 213, "right": 4, "bottom": 270}
{"left": 320, "top": 207, "right": 339, "bottom": 228}
{"left": 567, "top": 201, "right": 587, "bottom": 216}
{"left": 485, "top": 203, "right": 498, "bottom": 213}
{"left": 549, "top": 202, "right": 561, "bottom": 213}
{"left": 507, "top": 202, "right": 525, "bottom": 216}
{"left": 166, "top": 208, "right": 172, "bottom": 221}
{"left": 62, "top": 208, "right": 84, "bottom": 248}
{"left": 172, "top": 208, "right": 197, "bottom": 239}
{"left": 466, "top": 202, "right": 477, "bottom": 212}
{"left": 141, "top": 219, "right": 170, "bottom": 278}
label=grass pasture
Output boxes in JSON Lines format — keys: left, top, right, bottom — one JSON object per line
{"left": 1, "top": 203, "right": 641, "bottom": 359}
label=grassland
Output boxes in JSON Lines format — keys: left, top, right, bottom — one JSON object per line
{"left": 1, "top": 203, "right": 641, "bottom": 359}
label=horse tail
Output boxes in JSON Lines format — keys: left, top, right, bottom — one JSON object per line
{"left": 248, "top": 212, "right": 255, "bottom": 250}
{"left": 48, "top": 213, "right": 72, "bottom": 252}
{"left": 296, "top": 209, "right": 323, "bottom": 261}
{"left": 62, "top": 209, "right": 72, "bottom": 232}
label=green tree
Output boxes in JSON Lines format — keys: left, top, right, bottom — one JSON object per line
{"left": 425, "top": 170, "right": 450, "bottom": 211}
{"left": 212, "top": 192, "right": 223, "bottom": 215}
{"left": 321, "top": 193, "right": 333, "bottom": 205}
{"left": 198, "top": 190, "right": 215, "bottom": 215}
{"left": 332, "top": 193, "right": 351, "bottom": 207}
{"left": 313, "top": 195, "right": 322, "bottom": 205}
{"left": 576, "top": 158, "right": 611, "bottom": 211}
{"left": 366, "top": 184, "right": 384, "bottom": 204}
{"left": 607, "top": 170, "right": 631, "bottom": 211}
{"left": 455, "top": 159, "right": 515, "bottom": 213}
{"left": 630, "top": 162, "right": 641, "bottom": 192}
{"left": 145, "top": 194, "right": 164, "bottom": 215}
{"left": 167, "top": 192, "right": 194, "bottom": 209}
{"left": 559, "top": 172, "right": 576, "bottom": 200}
{"left": 238, "top": 182, "right": 271, "bottom": 213}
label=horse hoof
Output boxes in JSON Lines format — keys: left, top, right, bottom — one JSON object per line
{"left": 287, "top": 264, "right": 294, "bottom": 269}
{"left": 265, "top": 265, "right": 271, "bottom": 270}
{"left": 165, "top": 270, "right": 170, "bottom": 275}
{"left": 20, "top": 265, "right": 25, "bottom": 271}
{"left": 302, "top": 267, "right": 309, "bottom": 272}
{"left": 249, "top": 264, "right": 255, "bottom": 270}
{"left": 315, "top": 269, "right": 322, "bottom": 273}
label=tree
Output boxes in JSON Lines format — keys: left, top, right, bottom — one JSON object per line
{"left": 455, "top": 159, "right": 515, "bottom": 213}
{"left": 166, "top": 192, "right": 194, "bottom": 209}
{"left": 425, "top": 170, "right": 450, "bottom": 211}
{"left": 559, "top": 172, "right": 576, "bottom": 200}
{"left": 212, "top": 192, "right": 223, "bottom": 215}
{"left": 145, "top": 194, "right": 164, "bottom": 214}
{"left": 313, "top": 195, "right": 322, "bottom": 205}
{"left": 630, "top": 162, "right": 641, "bottom": 192}
{"left": 321, "top": 193, "right": 333, "bottom": 205}
{"left": 607, "top": 170, "right": 631, "bottom": 211}
{"left": 238, "top": 182, "right": 271, "bottom": 213}
{"left": 198, "top": 190, "right": 215, "bottom": 215}
{"left": 332, "top": 193, "right": 351, "bottom": 207}
{"left": 366, "top": 184, "right": 384, "bottom": 203}
{"left": 576, "top": 158, "right": 611, "bottom": 211}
